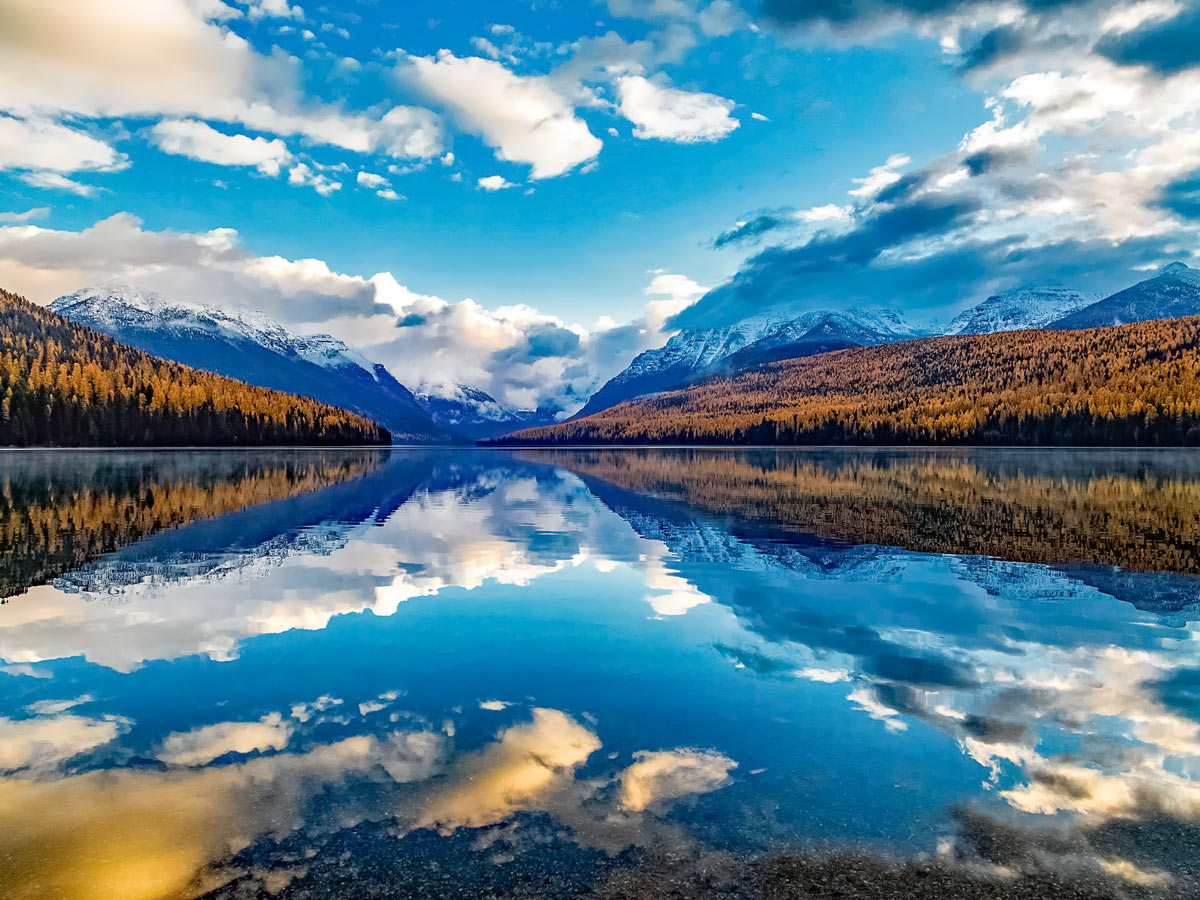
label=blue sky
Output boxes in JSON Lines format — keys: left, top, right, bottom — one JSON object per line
{"left": 0, "top": 0, "right": 1197, "bottom": 412}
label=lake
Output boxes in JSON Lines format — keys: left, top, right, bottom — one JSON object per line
{"left": 1, "top": 447, "right": 1198, "bottom": 900}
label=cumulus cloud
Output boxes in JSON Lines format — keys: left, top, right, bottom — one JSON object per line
{"left": 287, "top": 162, "right": 341, "bottom": 195}
{"left": 617, "top": 75, "right": 739, "bottom": 142}
{"left": 477, "top": 174, "right": 516, "bottom": 191}
{"left": 0, "top": 116, "right": 126, "bottom": 180}
{"left": 405, "top": 50, "right": 602, "bottom": 179}
{"left": 0, "top": 208, "right": 50, "bottom": 224}
{"left": 152, "top": 119, "right": 291, "bottom": 175}
{"left": 0, "top": 0, "right": 441, "bottom": 191}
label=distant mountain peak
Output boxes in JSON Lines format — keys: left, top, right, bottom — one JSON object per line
{"left": 1155, "top": 261, "right": 1199, "bottom": 284}
{"left": 49, "top": 282, "right": 450, "bottom": 442}
{"left": 946, "top": 286, "right": 1099, "bottom": 335}
{"left": 414, "top": 382, "right": 561, "bottom": 439}
{"left": 1050, "top": 264, "right": 1200, "bottom": 331}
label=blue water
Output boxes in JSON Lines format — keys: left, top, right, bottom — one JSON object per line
{"left": 1, "top": 448, "right": 1198, "bottom": 899}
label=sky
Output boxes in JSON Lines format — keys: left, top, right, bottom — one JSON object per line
{"left": 0, "top": 0, "right": 1197, "bottom": 414}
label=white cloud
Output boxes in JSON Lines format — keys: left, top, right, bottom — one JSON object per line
{"left": 406, "top": 50, "right": 602, "bottom": 179}
{"left": 0, "top": 0, "right": 442, "bottom": 187}
{"left": 356, "top": 171, "right": 388, "bottom": 189}
{"left": 616, "top": 75, "right": 739, "bottom": 143}
{"left": 376, "top": 188, "right": 403, "bottom": 201}
{"left": 152, "top": 119, "right": 291, "bottom": 175}
{"left": 0, "top": 116, "right": 125, "bottom": 177}
{"left": 158, "top": 713, "right": 292, "bottom": 766}
{"left": 244, "top": 0, "right": 303, "bottom": 20}
{"left": 849, "top": 153, "right": 910, "bottom": 198}
{"left": 643, "top": 270, "right": 707, "bottom": 330}
{"left": 698, "top": 0, "right": 746, "bottom": 36}
{"left": 0, "top": 207, "right": 50, "bottom": 223}
{"left": 17, "top": 172, "right": 98, "bottom": 196}
{"left": 287, "top": 162, "right": 341, "bottom": 195}
{"left": 477, "top": 174, "right": 515, "bottom": 191}
{"left": 795, "top": 203, "right": 852, "bottom": 223}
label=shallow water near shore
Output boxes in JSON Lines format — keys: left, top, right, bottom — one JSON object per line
{"left": 1, "top": 447, "right": 1198, "bottom": 899}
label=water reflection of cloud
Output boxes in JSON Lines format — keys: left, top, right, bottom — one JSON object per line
{"left": 416, "top": 708, "right": 600, "bottom": 832}
{"left": 0, "top": 705, "right": 736, "bottom": 900}
{"left": 157, "top": 713, "right": 293, "bottom": 767}
{"left": 619, "top": 749, "right": 737, "bottom": 812}
{"left": 0, "top": 712, "right": 126, "bottom": 774}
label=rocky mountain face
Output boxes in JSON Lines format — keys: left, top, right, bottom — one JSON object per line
{"left": 572, "top": 308, "right": 925, "bottom": 420}
{"left": 49, "top": 281, "right": 452, "bottom": 442}
{"left": 1049, "top": 262, "right": 1200, "bottom": 330}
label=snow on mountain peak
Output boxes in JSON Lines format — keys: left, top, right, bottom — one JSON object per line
{"left": 946, "top": 286, "right": 1100, "bottom": 335}
{"left": 50, "top": 282, "right": 375, "bottom": 374}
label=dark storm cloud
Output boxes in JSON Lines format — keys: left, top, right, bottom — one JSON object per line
{"left": 1096, "top": 9, "right": 1200, "bottom": 74}
{"left": 673, "top": 193, "right": 985, "bottom": 328}
{"left": 962, "top": 147, "right": 1034, "bottom": 177}
{"left": 1161, "top": 175, "right": 1200, "bottom": 220}
{"left": 671, "top": 228, "right": 1182, "bottom": 331}
{"left": 712, "top": 209, "right": 795, "bottom": 249}
{"left": 523, "top": 322, "right": 582, "bottom": 358}
{"left": 755, "top": 0, "right": 1089, "bottom": 31}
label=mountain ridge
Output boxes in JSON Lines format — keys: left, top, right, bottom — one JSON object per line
{"left": 50, "top": 282, "right": 453, "bottom": 443}
{"left": 570, "top": 265, "right": 1200, "bottom": 420}
{"left": 489, "top": 315, "right": 1200, "bottom": 447}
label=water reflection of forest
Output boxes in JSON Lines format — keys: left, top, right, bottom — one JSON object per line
{"left": 523, "top": 449, "right": 1200, "bottom": 575}
{"left": 0, "top": 451, "right": 385, "bottom": 600}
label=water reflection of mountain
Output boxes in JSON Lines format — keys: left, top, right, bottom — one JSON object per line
{"left": 49, "top": 451, "right": 445, "bottom": 602}
{"left": 0, "top": 450, "right": 396, "bottom": 601}
{"left": 520, "top": 448, "right": 1200, "bottom": 576}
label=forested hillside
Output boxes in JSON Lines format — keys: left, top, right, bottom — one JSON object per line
{"left": 494, "top": 317, "right": 1200, "bottom": 446}
{"left": 0, "top": 289, "right": 390, "bottom": 446}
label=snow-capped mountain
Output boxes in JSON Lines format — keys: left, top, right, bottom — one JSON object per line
{"left": 50, "top": 281, "right": 452, "bottom": 442}
{"left": 573, "top": 307, "right": 924, "bottom": 419}
{"left": 414, "top": 384, "right": 561, "bottom": 440}
{"left": 946, "top": 286, "right": 1099, "bottom": 335}
{"left": 1050, "top": 262, "right": 1200, "bottom": 330}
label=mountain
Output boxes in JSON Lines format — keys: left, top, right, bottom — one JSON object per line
{"left": 414, "top": 384, "right": 561, "bottom": 440}
{"left": 946, "top": 286, "right": 1099, "bottom": 335}
{"left": 573, "top": 307, "right": 923, "bottom": 419}
{"left": 1050, "top": 262, "right": 1200, "bottom": 330}
{"left": 0, "top": 287, "right": 390, "bottom": 447}
{"left": 490, "top": 315, "right": 1200, "bottom": 447}
{"left": 49, "top": 281, "right": 451, "bottom": 443}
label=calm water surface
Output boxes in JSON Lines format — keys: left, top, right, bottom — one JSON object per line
{"left": 1, "top": 448, "right": 1198, "bottom": 899}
